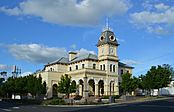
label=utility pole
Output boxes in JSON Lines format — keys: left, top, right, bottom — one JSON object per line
{"left": 12, "top": 65, "right": 21, "bottom": 78}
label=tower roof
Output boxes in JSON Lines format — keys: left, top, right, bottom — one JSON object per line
{"left": 97, "top": 29, "right": 119, "bottom": 47}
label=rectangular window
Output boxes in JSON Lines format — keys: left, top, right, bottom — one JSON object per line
{"left": 93, "top": 64, "right": 96, "bottom": 69}
{"left": 113, "top": 65, "right": 115, "bottom": 72}
{"left": 103, "top": 64, "right": 105, "bottom": 71}
{"left": 69, "top": 67, "right": 72, "bottom": 71}
{"left": 100, "top": 65, "right": 102, "bottom": 70}
{"left": 76, "top": 65, "right": 78, "bottom": 70}
{"left": 121, "top": 69, "right": 123, "bottom": 74}
{"left": 110, "top": 64, "right": 112, "bottom": 72}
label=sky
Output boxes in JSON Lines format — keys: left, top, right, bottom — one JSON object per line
{"left": 0, "top": 0, "right": 174, "bottom": 77}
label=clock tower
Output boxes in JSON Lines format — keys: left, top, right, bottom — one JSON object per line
{"left": 97, "top": 24, "right": 119, "bottom": 78}
{"left": 97, "top": 29, "right": 119, "bottom": 61}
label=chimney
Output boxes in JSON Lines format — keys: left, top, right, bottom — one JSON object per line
{"left": 69, "top": 52, "right": 77, "bottom": 61}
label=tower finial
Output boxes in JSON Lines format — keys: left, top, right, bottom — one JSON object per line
{"left": 103, "top": 17, "right": 112, "bottom": 31}
{"left": 106, "top": 17, "right": 109, "bottom": 30}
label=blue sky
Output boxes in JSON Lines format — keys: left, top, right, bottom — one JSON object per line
{"left": 0, "top": 0, "right": 174, "bottom": 77}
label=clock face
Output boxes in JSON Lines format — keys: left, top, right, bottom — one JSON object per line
{"left": 102, "top": 47, "right": 104, "bottom": 54}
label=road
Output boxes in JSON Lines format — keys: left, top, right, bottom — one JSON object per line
{"left": 0, "top": 97, "right": 174, "bottom": 112}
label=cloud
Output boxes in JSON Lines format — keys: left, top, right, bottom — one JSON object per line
{"left": 154, "top": 3, "right": 169, "bottom": 11}
{"left": 70, "top": 44, "right": 77, "bottom": 49}
{"left": 131, "top": 10, "right": 174, "bottom": 25}
{"left": 5, "top": 43, "right": 96, "bottom": 64}
{"left": 116, "top": 38, "right": 125, "bottom": 42}
{"left": 75, "top": 48, "right": 96, "bottom": 56}
{"left": 0, "top": 0, "right": 130, "bottom": 26}
{"left": 147, "top": 26, "right": 168, "bottom": 35}
{"left": 130, "top": 2, "right": 174, "bottom": 35}
{"left": 21, "top": 72, "right": 32, "bottom": 77}
{"left": 7, "top": 44, "right": 67, "bottom": 64}
{"left": 122, "top": 59, "right": 140, "bottom": 65}
{"left": 0, "top": 64, "right": 13, "bottom": 71}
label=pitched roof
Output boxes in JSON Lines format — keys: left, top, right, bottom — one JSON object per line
{"left": 71, "top": 53, "right": 98, "bottom": 63}
{"left": 46, "top": 54, "right": 134, "bottom": 69}
{"left": 118, "top": 62, "right": 134, "bottom": 69}
{"left": 48, "top": 57, "right": 69, "bottom": 65}
{"left": 46, "top": 53, "right": 98, "bottom": 65}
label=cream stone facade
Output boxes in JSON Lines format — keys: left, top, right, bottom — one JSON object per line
{"left": 36, "top": 29, "right": 133, "bottom": 99}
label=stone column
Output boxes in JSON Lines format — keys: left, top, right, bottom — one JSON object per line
{"left": 111, "top": 83, "right": 113, "bottom": 95}
{"left": 47, "top": 87, "right": 52, "bottom": 99}
{"left": 79, "top": 85, "right": 83, "bottom": 96}
{"left": 114, "top": 84, "right": 119, "bottom": 95}
{"left": 95, "top": 84, "right": 99, "bottom": 97}
{"left": 83, "top": 76, "right": 89, "bottom": 99}
{"left": 104, "top": 84, "right": 109, "bottom": 96}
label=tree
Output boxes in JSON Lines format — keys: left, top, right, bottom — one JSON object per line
{"left": 26, "top": 75, "right": 44, "bottom": 98}
{"left": 57, "top": 74, "right": 76, "bottom": 98}
{"left": 139, "top": 64, "right": 172, "bottom": 96}
{"left": 42, "top": 81, "right": 47, "bottom": 95}
{"left": 121, "top": 73, "right": 140, "bottom": 95}
{"left": 0, "top": 71, "right": 7, "bottom": 77}
{"left": 0, "top": 74, "right": 47, "bottom": 99}
{"left": 0, "top": 78, "right": 5, "bottom": 97}
{"left": 130, "top": 76, "right": 139, "bottom": 94}
{"left": 0, "top": 78, "right": 5, "bottom": 84}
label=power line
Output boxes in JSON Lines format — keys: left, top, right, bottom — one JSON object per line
{"left": 134, "top": 51, "right": 174, "bottom": 75}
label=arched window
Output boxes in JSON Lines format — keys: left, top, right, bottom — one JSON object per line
{"left": 100, "top": 65, "right": 102, "bottom": 70}
{"left": 93, "top": 64, "right": 96, "bottom": 69}
{"left": 113, "top": 65, "right": 115, "bottom": 72}
{"left": 82, "top": 64, "right": 85, "bottom": 69}
{"left": 110, "top": 64, "right": 112, "bottom": 72}
{"left": 76, "top": 65, "right": 78, "bottom": 70}
{"left": 103, "top": 64, "right": 105, "bottom": 71}
{"left": 50, "top": 68, "right": 53, "bottom": 71}
{"left": 69, "top": 67, "right": 72, "bottom": 71}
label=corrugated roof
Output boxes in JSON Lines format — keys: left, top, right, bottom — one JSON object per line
{"left": 118, "top": 62, "right": 134, "bottom": 69}
{"left": 71, "top": 53, "right": 98, "bottom": 63}
{"left": 47, "top": 53, "right": 98, "bottom": 65}
{"left": 46, "top": 54, "right": 134, "bottom": 69}
{"left": 48, "top": 57, "right": 69, "bottom": 65}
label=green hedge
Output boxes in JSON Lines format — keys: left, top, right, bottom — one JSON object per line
{"left": 42, "top": 98, "right": 65, "bottom": 105}
{"left": 101, "top": 95, "right": 120, "bottom": 99}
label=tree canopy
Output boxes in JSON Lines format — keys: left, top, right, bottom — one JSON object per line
{"left": 57, "top": 74, "right": 76, "bottom": 98}
{"left": 121, "top": 73, "right": 138, "bottom": 95}
{"left": 138, "top": 64, "right": 172, "bottom": 95}
{"left": 120, "top": 64, "right": 173, "bottom": 96}
{"left": 0, "top": 74, "right": 47, "bottom": 99}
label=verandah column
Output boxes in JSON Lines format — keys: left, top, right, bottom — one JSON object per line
{"left": 83, "top": 76, "right": 89, "bottom": 99}
{"left": 104, "top": 84, "right": 109, "bottom": 96}
{"left": 114, "top": 82, "right": 119, "bottom": 95}
{"left": 79, "top": 85, "right": 83, "bottom": 96}
{"left": 95, "top": 84, "right": 98, "bottom": 96}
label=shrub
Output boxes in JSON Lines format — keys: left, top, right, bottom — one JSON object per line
{"left": 101, "top": 95, "right": 120, "bottom": 99}
{"left": 42, "top": 98, "right": 65, "bottom": 105}
{"left": 101, "top": 96, "right": 109, "bottom": 99}
{"left": 73, "top": 95, "right": 82, "bottom": 100}
{"left": 113, "top": 95, "right": 120, "bottom": 99}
